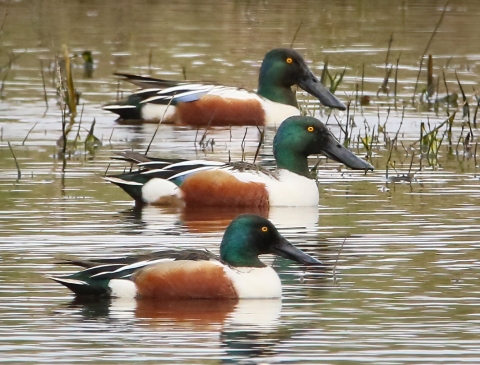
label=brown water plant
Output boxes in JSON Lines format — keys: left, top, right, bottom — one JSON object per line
{"left": 55, "top": 46, "right": 100, "bottom": 155}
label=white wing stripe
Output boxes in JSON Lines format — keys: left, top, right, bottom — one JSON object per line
{"left": 103, "top": 177, "right": 143, "bottom": 186}
{"left": 167, "top": 166, "right": 222, "bottom": 180}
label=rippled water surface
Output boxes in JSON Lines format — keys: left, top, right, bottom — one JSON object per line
{"left": 1, "top": 0, "right": 480, "bottom": 363}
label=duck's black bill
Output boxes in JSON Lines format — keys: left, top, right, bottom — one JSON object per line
{"left": 321, "top": 133, "right": 374, "bottom": 171}
{"left": 272, "top": 238, "right": 323, "bottom": 266}
{"left": 297, "top": 71, "right": 346, "bottom": 111}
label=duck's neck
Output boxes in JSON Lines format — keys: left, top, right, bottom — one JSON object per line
{"left": 220, "top": 236, "right": 265, "bottom": 268}
{"left": 274, "top": 148, "right": 312, "bottom": 179}
{"left": 257, "top": 70, "right": 298, "bottom": 107}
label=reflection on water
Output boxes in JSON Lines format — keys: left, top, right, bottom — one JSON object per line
{"left": 2, "top": 0, "right": 480, "bottom": 363}
{"left": 1, "top": 142, "right": 480, "bottom": 363}
{"left": 67, "top": 297, "right": 282, "bottom": 328}
{"left": 61, "top": 296, "right": 284, "bottom": 363}
{"left": 119, "top": 204, "right": 320, "bottom": 234}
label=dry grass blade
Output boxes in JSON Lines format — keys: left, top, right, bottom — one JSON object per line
{"left": 148, "top": 49, "right": 153, "bottom": 70}
{"left": 55, "top": 48, "right": 76, "bottom": 141}
{"left": 198, "top": 110, "right": 217, "bottom": 150}
{"left": 0, "top": 9, "right": 8, "bottom": 33}
{"left": 229, "top": 161, "right": 278, "bottom": 179}
{"left": 442, "top": 70, "right": 452, "bottom": 115}
{"left": 474, "top": 142, "right": 478, "bottom": 166}
{"left": 22, "top": 122, "right": 38, "bottom": 146}
{"left": 473, "top": 92, "right": 479, "bottom": 128}
{"left": 427, "top": 54, "right": 435, "bottom": 98}
{"left": 8, "top": 141, "right": 21, "bottom": 180}
{"left": 115, "top": 80, "right": 121, "bottom": 101}
{"left": 104, "top": 163, "right": 111, "bottom": 177}
{"left": 386, "top": 105, "right": 406, "bottom": 179}
{"left": 241, "top": 127, "right": 248, "bottom": 162}
{"left": 253, "top": 127, "right": 265, "bottom": 164}
{"left": 455, "top": 125, "right": 465, "bottom": 153}
{"left": 63, "top": 46, "right": 77, "bottom": 119}
{"left": 108, "top": 128, "right": 115, "bottom": 146}
{"left": 1, "top": 52, "right": 23, "bottom": 96}
{"left": 377, "top": 33, "right": 394, "bottom": 96}
{"left": 377, "top": 66, "right": 393, "bottom": 96}
{"left": 412, "top": 0, "right": 450, "bottom": 103}
{"left": 385, "top": 33, "right": 393, "bottom": 66}
{"left": 290, "top": 18, "right": 303, "bottom": 48}
{"left": 145, "top": 96, "right": 175, "bottom": 155}
{"left": 333, "top": 238, "right": 346, "bottom": 284}
{"left": 333, "top": 114, "right": 347, "bottom": 144}
{"left": 454, "top": 70, "right": 470, "bottom": 121}
{"left": 60, "top": 105, "right": 67, "bottom": 155}
{"left": 40, "top": 60, "right": 48, "bottom": 112}
{"left": 320, "top": 58, "right": 329, "bottom": 85}
{"left": 182, "top": 65, "right": 187, "bottom": 81}
{"left": 361, "top": 63, "right": 365, "bottom": 101}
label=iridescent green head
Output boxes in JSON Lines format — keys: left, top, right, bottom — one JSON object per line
{"left": 257, "top": 48, "right": 345, "bottom": 110}
{"left": 220, "top": 214, "right": 322, "bottom": 268}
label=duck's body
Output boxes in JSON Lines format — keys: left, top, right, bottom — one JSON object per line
{"left": 112, "top": 260, "right": 282, "bottom": 299}
{"left": 49, "top": 214, "right": 323, "bottom": 299}
{"left": 108, "top": 161, "right": 319, "bottom": 207}
{"left": 103, "top": 48, "right": 346, "bottom": 126}
{"left": 52, "top": 256, "right": 282, "bottom": 299}
{"left": 105, "top": 116, "right": 374, "bottom": 207}
{"left": 109, "top": 83, "right": 301, "bottom": 127}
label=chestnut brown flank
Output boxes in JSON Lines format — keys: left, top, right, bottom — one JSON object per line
{"left": 175, "top": 95, "right": 265, "bottom": 126}
{"left": 133, "top": 261, "right": 237, "bottom": 299}
{"left": 180, "top": 170, "right": 269, "bottom": 207}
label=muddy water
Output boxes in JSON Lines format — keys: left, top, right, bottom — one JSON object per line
{"left": 1, "top": 0, "right": 480, "bottom": 364}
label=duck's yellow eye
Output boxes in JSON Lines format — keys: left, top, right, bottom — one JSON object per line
{"left": 261, "top": 226, "right": 268, "bottom": 232}
{"left": 307, "top": 126, "right": 314, "bottom": 132}
{"left": 286, "top": 57, "right": 293, "bottom": 64}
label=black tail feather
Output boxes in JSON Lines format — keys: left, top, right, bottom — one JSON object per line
{"left": 49, "top": 276, "right": 109, "bottom": 296}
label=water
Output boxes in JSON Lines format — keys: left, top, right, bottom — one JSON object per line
{"left": 1, "top": 0, "right": 480, "bottom": 363}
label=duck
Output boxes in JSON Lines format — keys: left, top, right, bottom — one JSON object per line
{"left": 104, "top": 115, "right": 373, "bottom": 207}
{"left": 103, "top": 48, "right": 346, "bottom": 126}
{"left": 48, "top": 214, "right": 323, "bottom": 299}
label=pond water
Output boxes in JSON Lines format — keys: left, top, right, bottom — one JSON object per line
{"left": 1, "top": 0, "right": 480, "bottom": 363}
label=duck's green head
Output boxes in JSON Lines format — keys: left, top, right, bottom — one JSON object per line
{"left": 220, "top": 214, "right": 322, "bottom": 268}
{"left": 273, "top": 116, "right": 374, "bottom": 178}
{"left": 257, "top": 48, "right": 345, "bottom": 110}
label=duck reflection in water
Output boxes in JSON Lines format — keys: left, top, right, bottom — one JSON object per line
{"left": 65, "top": 296, "right": 286, "bottom": 363}
{"left": 67, "top": 295, "right": 282, "bottom": 324}
{"left": 117, "top": 204, "right": 320, "bottom": 235}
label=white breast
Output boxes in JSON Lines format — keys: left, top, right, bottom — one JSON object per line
{"left": 265, "top": 169, "right": 319, "bottom": 206}
{"left": 223, "top": 266, "right": 282, "bottom": 299}
{"left": 228, "top": 168, "right": 319, "bottom": 206}
{"left": 261, "top": 99, "right": 300, "bottom": 126}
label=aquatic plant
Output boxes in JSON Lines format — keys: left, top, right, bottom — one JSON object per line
{"left": 321, "top": 59, "right": 345, "bottom": 94}
{"left": 55, "top": 46, "right": 101, "bottom": 155}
